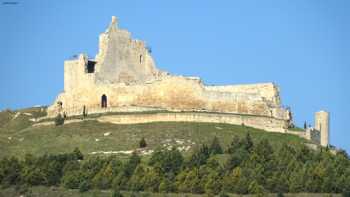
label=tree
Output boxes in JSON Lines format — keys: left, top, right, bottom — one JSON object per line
{"left": 254, "top": 139, "right": 273, "bottom": 164}
{"left": 243, "top": 132, "right": 254, "bottom": 152}
{"left": 248, "top": 180, "right": 265, "bottom": 196}
{"left": 149, "top": 147, "right": 183, "bottom": 175}
{"left": 92, "top": 162, "right": 114, "bottom": 189}
{"left": 22, "top": 168, "right": 46, "bottom": 186}
{"left": 124, "top": 152, "right": 141, "bottom": 178}
{"left": 159, "top": 177, "right": 175, "bottom": 193}
{"left": 204, "top": 171, "right": 222, "bottom": 195}
{"left": 304, "top": 121, "right": 307, "bottom": 129}
{"left": 0, "top": 157, "right": 22, "bottom": 186}
{"left": 139, "top": 137, "right": 147, "bottom": 148}
{"left": 226, "top": 135, "right": 241, "bottom": 154}
{"left": 62, "top": 171, "right": 84, "bottom": 189}
{"left": 143, "top": 168, "right": 161, "bottom": 192}
{"left": 206, "top": 157, "right": 221, "bottom": 171}
{"left": 225, "top": 148, "right": 249, "bottom": 171}
{"left": 128, "top": 165, "right": 146, "bottom": 191}
{"left": 209, "top": 136, "right": 223, "bottom": 155}
{"left": 176, "top": 168, "right": 204, "bottom": 194}
{"left": 288, "top": 165, "right": 306, "bottom": 192}
{"left": 54, "top": 113, "right": 65, "bottom": 126}
{"left": 187, "top": 144, "right": 210, "bottom": 168}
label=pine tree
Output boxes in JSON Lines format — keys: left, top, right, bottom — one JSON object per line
{"left": 188, "top": 144, "right": 210, "bottom": 168}
{"left": 226, "top": 135, "right": 241, "bottom": 154}
{"left": 124, "top": 152, "right": 141, "bottom": 178}
{"left": 159, "top": 177, "right": 175, "bottom": 193}
{"left": 204, "top": 171, "right": 222, "bottom": 195}
{"left": 244, "top": 132, "right": 254, "bottom": 152}
{"left": 209, "top": 136, "right": 223, "bottom": 155}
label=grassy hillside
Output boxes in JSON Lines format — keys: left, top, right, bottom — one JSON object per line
{"left": 2, "top": 108, "right": 347, "bottom": 197}
{"left": 0, "top": 107, "right": 308, "bottom": 159}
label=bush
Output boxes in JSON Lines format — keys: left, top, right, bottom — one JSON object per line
{"left": 112, "top": 189, "right": 123, "bottom": 197}
{"left": 218, "top": 191, "right": 229, "bottom": 197}
{"left": 139, "top": 137, "right": 147, "bottom": 148}
{"left": 79, "top": 180, "right": 90, "bottom": 193}
{"left": 73, "top": 147, "right": 84, "bottom": 160}
{"left": 277, "top": 192, "right": 284, "bottom": 197}
{"left": 343, "top": 190, "right": 350, "bottom": 197}
{"left": 54, "top": 114, "right": 65, "bottom": 126}
{"left": 16, "top": 184, "right": 29, "bottom": 195}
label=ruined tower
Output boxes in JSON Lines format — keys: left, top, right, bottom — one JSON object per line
{"left": 315, "top": 111, "right": 329, "bottom": 147}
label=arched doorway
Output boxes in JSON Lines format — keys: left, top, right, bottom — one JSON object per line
{"left": 101, "top": 94, "right": 107, "bottom": 108}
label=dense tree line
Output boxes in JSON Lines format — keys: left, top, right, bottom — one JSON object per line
{"left": 1, "top": 134, "right": 350, "bottom": 196}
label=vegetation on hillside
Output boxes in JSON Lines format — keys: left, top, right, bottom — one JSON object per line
{"left": 1, "top": 134, "right": 349, "bottom": 196}
{"left": 0, "top": 111, "right": 308, "bottom": 158}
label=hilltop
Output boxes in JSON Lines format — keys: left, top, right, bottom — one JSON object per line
{"left": 0, "top": 107, "right": 308, "bottom": 159}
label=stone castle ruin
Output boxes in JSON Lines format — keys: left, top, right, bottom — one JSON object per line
{"left": 47, "top": 16, "right": 329, "bottom": 146}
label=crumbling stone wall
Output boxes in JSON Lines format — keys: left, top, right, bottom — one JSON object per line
{"left": 64, "top": 55, "right": 96, "bottom": 92}
{"left": 98, "top": 112, "right": 289, "bottom": 133}
{"left": 94, "top": 16, "right": 164, "bottom": 84}
{"left": 48, "top": 76, "right": 289, "bottom": 120}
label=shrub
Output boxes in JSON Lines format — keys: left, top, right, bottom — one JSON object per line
{"left": 73, "top": 147, "right": 84, "bottom": 160}
{"left": 54, "top": 114, "right": 65, "bottom": 126}
{"left": 79, "top": 180, "right": 90, "bottom": 193}
{"left": 16, "top": 184, "right": 29, "bottom": 195}
{"left": 112, "top": 189, "right": 123, "bottom": 197}
{"left": 277, "top": 192, "right": 284, "bottom": 197}
{"left": 218, "top": 191, "right": 229, "bottom": 197}
{"left": 139, "top": 137, "right": 147, "bottom": 148}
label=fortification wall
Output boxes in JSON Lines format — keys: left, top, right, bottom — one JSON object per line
{"left": 97, "top": 112, "right": 289, "bottom": 133}
{"left": 48, "top": 75, "right": 290, "bottom": 121}
{"left": 204, "top": 83, "right": 281, "bottom": 106}
{"left": 64, "top": 55, "right": 95, "bottom": 92}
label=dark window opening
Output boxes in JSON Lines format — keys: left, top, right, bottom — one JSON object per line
{"left": 86, "top": 60, "right": 96, "bottom": 73}
{"left": 139, "top": 55, "right": 142, "bottom": 64}
{"left": 101, "top": 94, "right": 107, "bottom": 108}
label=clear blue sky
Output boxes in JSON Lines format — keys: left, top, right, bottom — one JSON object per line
{"left": 1, "top": 1, "right": 349, "bottom": 153}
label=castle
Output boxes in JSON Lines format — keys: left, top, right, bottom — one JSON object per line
{"left": 47, "top": 16, "right": 329, "bottom": 147}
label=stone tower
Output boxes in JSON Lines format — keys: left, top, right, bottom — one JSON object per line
{"left": 315, "top": 111, "right": 329, "bottom": 147}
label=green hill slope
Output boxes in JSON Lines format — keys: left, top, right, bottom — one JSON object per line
{"left": 0, "top": 107, "right": 308, "bottom": 158}
{"left": 1, "top": 108, "right": 349, "bottom": 197}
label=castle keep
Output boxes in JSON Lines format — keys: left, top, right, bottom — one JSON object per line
{"left": 47, "top": 16, "right": 329, "bottom": 146}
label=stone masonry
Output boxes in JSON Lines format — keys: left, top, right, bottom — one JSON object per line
{"left": 315, "top": 111, "right": 330, "bottom": 146}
